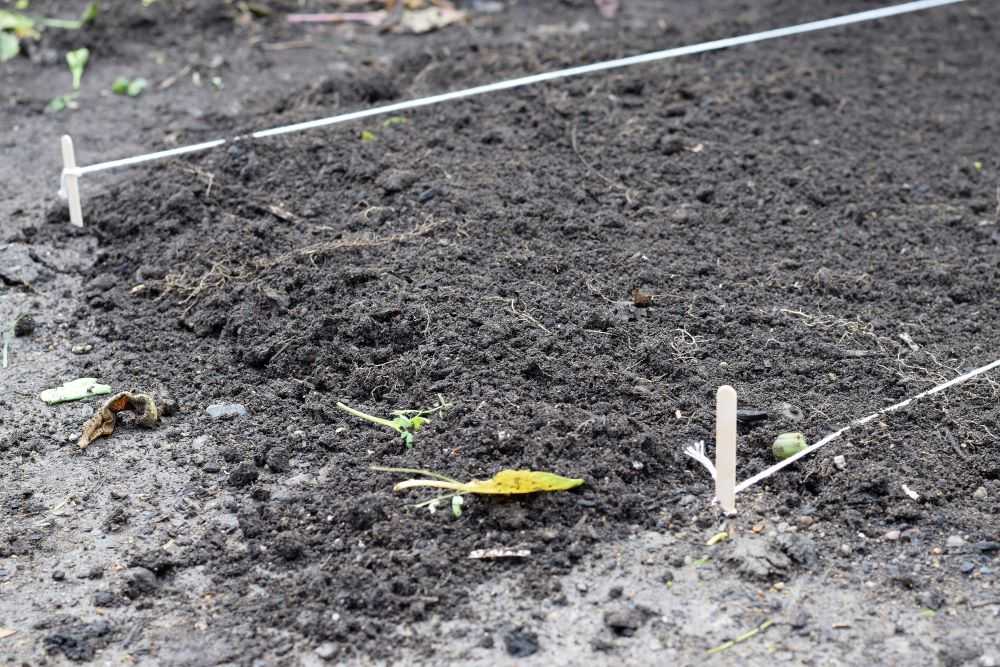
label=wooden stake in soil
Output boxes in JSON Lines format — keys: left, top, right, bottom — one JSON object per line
{"left": 60, "top": 135, "right": 83, "bottom": 227}
{"left": 715, "top": 385, "right": 738, "bottom": 515}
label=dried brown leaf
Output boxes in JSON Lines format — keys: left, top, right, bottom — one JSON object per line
{"left": 78, "top": 391, "right": 160, "bottom": 449}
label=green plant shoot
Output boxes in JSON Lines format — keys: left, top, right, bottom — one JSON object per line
{"left": 66, "top": 47, "right": 89, "bottom": 89}
{"left": 112, "top": 76, "right": 147, "bottom": 97}
{"left": 336, "top": 401, "right": 430, "bottom": 448}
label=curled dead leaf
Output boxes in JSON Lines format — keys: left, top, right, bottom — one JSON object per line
{"left": 78, "top": 391, "right": 160, "bottom": 449}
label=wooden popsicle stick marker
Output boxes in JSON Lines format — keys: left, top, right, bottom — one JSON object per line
{"left": 60, "top": 135, "right": 84, "bottom": 227}
{"left": 715, "top": 385, "right": 738, "bottom": 515}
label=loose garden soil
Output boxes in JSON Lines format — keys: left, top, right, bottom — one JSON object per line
{"left": 2, "top": 1, "right": 999, "bottom": 665}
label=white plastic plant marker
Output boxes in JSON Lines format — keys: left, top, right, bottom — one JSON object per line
{"left": 715, "top": 385, "right": 738, "bottom": 515}
{"left": 52, "top": 0, "right": 966, "bottom": 224}
{"left": 59, "top": 135, "right": 83, "bottom": 227}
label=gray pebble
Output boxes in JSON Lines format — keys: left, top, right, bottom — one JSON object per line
{"left": 206, "top": 403, "right": 248, "bottom": 419}
{"left": 946, "top": 535, "right": 966, "bottom": 549}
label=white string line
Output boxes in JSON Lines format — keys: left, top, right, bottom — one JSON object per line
{"left": 75, "top": 140, "right": 225, "bottom": 175}
{"left": 734, "top": 356, "right": 1000, "bottom": 495}
{"left": 64, "top": 0, "right": 967, "bottom": 177}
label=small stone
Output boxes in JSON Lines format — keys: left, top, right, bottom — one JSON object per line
{"left": 93, "top": 591, "right": 115, "bottom": 607}
{"left": 206, "top": 403, "right": 248, "bottom": 419}
{"left": 266, "top": 447, "right": 290, "bottom": 473}
{"left": 378, "top": 169, "right": 418, "bottom": 194}
{"left": 973, "top": 486, "right": 988, "bottom": 500}
{"left": 228, "top": 461, "right": 259, "bottom": 488}
{"left": 604, "top": 608, "right": 646, "bottom": 637}
{"left": 884, "top": 530, "right": 901, "bottom": 541}
{"left": 797, "top": 516, "right": 814, "bottom": 528}
{"left": 122, "top": 567, "right": 157, "bottom": 599}
{"left": 608, "top": 585, "right": 623, "bottom": 599}
{"left": 52, "top": 570, "right": 65, "bottom": 581}
{"left": 960, "top": 561, "right": 976, "bottom": 575}
{"left": 314, "top": 642, "right": 337, "bottom": 660}
{"left": 13, "top": 314, "right": 35, "bottom": 337}
{"left": 916, "top": 589, "right": 946, "bottom": 611}
{"left": 946, "top": 535, "right": 966, "bottom": 549}
{"left": 839, "top": 544, "right": 852, "bottom": 556}
{"left": 671, "top": 207, "right": 694, "bottom": 224}
{"left": 71, "top": 343, "right": 93, "bottom": 355}
{"left": 833, "top": 455, "right": 847, "bottom": 471}
{"left": 504, "top": 628, "right": 539, "bottom": 657}
{"left": 659, "top": 136, "right": 685, "bottom": 155}
{"left": 604, "top": 607, "right": 651, "bottom": 637}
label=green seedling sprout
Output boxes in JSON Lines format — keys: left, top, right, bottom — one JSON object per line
{"left": 66, "top": 47, "right": 89, "bottom": 89}
{"left": 112, "top": 76, "right": 147, "bottom": 97}
{"left": 336, "top": 396, "right": 450, "bottom": 448}
{"left": 371, "top": 466, "right": 466, "bottom": 509}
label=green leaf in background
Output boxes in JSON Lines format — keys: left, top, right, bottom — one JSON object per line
{"left": 0, "top": 10, "right": 37, "bottom": 34}
{"left": 0, "top": 30, "right": 18, "bottom": 62}
{"left": 80, "top": 1, "right": 99, "bottom": 25}
{"left": 46, "top": 93, "right": 78, "bottom": 113}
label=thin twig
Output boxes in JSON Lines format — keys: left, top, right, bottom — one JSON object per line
{"left": 706, "top": 619, "right": 773, "bottom": 655}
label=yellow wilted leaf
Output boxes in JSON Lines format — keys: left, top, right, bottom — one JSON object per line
{"left": 376, "top": 466, "right": 584, "bottom": 496}
{"left": 463, "top": 470, "right": 584, "bottom": 494}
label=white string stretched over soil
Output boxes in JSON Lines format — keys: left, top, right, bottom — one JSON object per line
{"left": 724, "top": 356, "right": 1000, "bottom": 495}
{"left": 66, "top": 0, "right": 966, "bottom": 177}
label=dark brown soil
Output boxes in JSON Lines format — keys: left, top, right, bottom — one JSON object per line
{"left": 3, "top": 1, "right": 999, "bottom": 665}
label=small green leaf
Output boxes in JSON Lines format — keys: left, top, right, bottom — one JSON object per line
{"left": 383, "top": 116, "right": 408, "bottom": 128}
{"left": 46, "top": 93, "right": 77, "bottom": 113}
{"left": 0, "top": 30, "right": 18, "bottom": 62}
{"left": 706, "top": 531, "right": 729, "bottom": 546}
{"left": 127, "top": 77, "right": 147, "bottom": 96}
{"left": 66, "top": 47, "right": 89, "bottom": 90}
{"left": 360, "top": 130, "right": 376, "bottom": 142}
{"left": 80, "top": 1, "right": 99, "bottom": 25}
{"left": 451, "top": 495, "right": 463, "bottom": 518}
{"left": 111, "top": 76, "right": 129, "bottom": 95}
